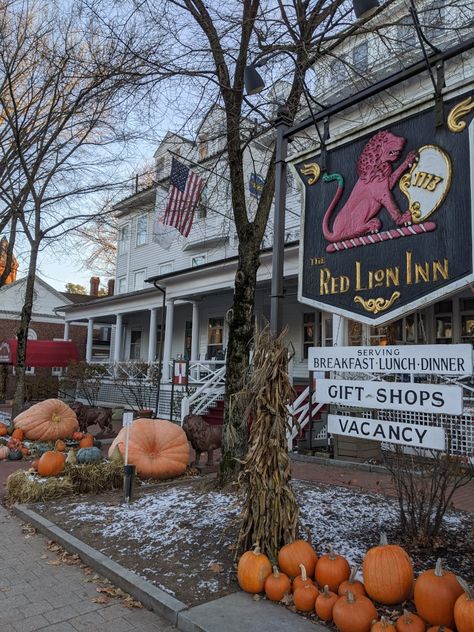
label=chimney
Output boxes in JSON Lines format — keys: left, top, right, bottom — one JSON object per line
{"left": 107, "top": 279, "right": 115, "bottom": 296}
{"left": 90, "top": 276, "right": 100, "bottom": 296}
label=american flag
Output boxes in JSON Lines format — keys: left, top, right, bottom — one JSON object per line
{"left": 163, "top": 158, "right": 204, "bottom": 238}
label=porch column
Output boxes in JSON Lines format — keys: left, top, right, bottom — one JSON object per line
{"left": 162, "top": 299, "right": 175, "bottom": 381}
{"left": 86, "top": 318, "right": 94, "bottom": 362}
{"left": 332, "top": 315, "right": 348, "bottom": 347}
{"left": 191, "top": 301, "right": 200, "bottom": 362}
{"left": 63, "top": 321, "right": 70, "bottom": 341}
{"left": 113, "top": 313, "right": 123, "bottom": 363}
{"left": 148, "top": 308, "right": 158, "bottom": 364}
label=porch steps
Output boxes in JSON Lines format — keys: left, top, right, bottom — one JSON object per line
{"left": 202, "top": 398, "right": 224, "bottom": 426}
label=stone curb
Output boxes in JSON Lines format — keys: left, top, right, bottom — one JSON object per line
{"left": 290, "top": 451, "right": 388, "bottom": 474}
{"left": 11, "top": 504, "right": 188, "bottom": 626}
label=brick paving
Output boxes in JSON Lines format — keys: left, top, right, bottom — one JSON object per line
{"left": 0, "top": 506, "right": 177, "bottom": 632}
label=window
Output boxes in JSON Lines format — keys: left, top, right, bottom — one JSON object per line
{"left": 159, "top": 261, "right": 173, "bottom": 275}
{"left": 352, "top": 42, "right": 368, "bottom": 72}
{"left": 184, "top": 320, "right": 192, "bottom": 360}
{"left": 397, "top": 18, "right": 416, "bottom": 50}
{"left": 52, "top": 367, "right": 62, "bottom": 377}
{"left": 25, "top": 367, "right": 35, "bottom": 376}
{"left": 136, "top": 214, "right": 148, "bottom": 246}
{"left": 435, "top": 300, "right": 452, "bottom": 343}
{"left": 303, "top": 313, "right": 316, "bottom": 359}
{"left": 191, "top": 254, "right": 207, "bottom": 267}
{"left": 117, "top": 276, "right": 127, "bottom": 294}
{"left": 118, "top": 224, "right": 130, "bottom": 255}
{"left": 133, "top": 269, "right": 146, "bottom": 290}
{"left": 130, "top": 330, "right": 142, "bottom": 360}
{"left": 197, "top": 187, "right": 207, "bottom": 219}
{"left": 330, "top": 58, "right": 346, "bottom": 85}
{"left": 207, "top": 317, "right": 224, "bottom": 359}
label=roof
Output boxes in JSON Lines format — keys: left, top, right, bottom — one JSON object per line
{"left": 0, "top": 339, "right": 80, "bottom": 367}
{"left": 61, "top": 292, "right": 98, "bottom": 304}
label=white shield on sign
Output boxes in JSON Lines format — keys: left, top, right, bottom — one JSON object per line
{"left": 399, "top": 144, "right": 452, "bottom": 223}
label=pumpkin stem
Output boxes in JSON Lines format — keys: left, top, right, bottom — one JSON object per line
{"left": 328, "top": 544, "right": 337, "bottom": 560}
{"left": 272, "top": 565, "right": 279, "bottom": 577}
{"left": 379, "top": 532, "right": 388, "bottom": 546}
{"left": 252, "top": 543, "right": 261, "bottom": 555}
{"left": 403, "top": 609, "right": 412, "bottom": 624}
{"left": 457, "top": 576, "right": 474, "bottom": 600}
{"left": 323, "top": 585, "right": 330, "bottom": 597}
{"left": 435, "top": 558, "right": 444, "bottom": 577}
{"left": 299, "top": 564, "right": 307, "bottom": 581}
{"left": 346, "top": 590, "right": 356, "bottom": 604}
{"left": 348, "top": 564, "right": 358, "bottom": 583}
{"left": 380, "top": 617, "right": 392, "bottom": 629}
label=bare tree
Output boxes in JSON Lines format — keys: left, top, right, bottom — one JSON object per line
{"left": 0, "top": 0, "right": 145, "bottom": 413}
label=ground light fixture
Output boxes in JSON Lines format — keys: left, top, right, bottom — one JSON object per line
{"left": 353, "top": 0, "right": 380, "bottom": 19}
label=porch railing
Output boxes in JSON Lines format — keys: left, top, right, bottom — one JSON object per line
{"left": 180, "top": 365, "right": 226, "bottom": 422}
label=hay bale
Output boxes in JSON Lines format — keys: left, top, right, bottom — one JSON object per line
{"left": 66, "top": 461, "right": 123, "bottom": 494}
{"left": 6, "top": 470, "right": 74, "bottom": 504}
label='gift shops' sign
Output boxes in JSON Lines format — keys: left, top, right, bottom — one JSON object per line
{"left": 294, "top": 92, "right": 474, "bottom": 324}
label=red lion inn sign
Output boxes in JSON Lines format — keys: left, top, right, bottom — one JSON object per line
{"left": 294, "top": 93, "right": 474, "bottom": 324}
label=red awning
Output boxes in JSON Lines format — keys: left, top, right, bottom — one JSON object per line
{"left": 0, "top": 339, "right": 80, "bottom": 367}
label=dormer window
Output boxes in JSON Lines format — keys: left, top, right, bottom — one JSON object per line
{"left": 198, "top": 134, "right": 209, "bottom": 160}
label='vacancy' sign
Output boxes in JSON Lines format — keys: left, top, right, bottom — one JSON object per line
{"left": 315, "top": 379, "right": 463, "bottom": 415}
{"left": 328, "top": 414, "right": 445, "bottom": 450}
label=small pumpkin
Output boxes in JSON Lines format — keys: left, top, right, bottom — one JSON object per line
{"left": 315, "top": 584, "right": 339, "bottom": 622}
{"left": 76, "top": 447, "right": 102, "bottom": 463}
{"left": 11, "top": 428, "right": 24, "bottom": 441}
{"left": 31, "top": 459, "right": 39, "bottom": 471}
{"left": 362, "top": 533, "right": 413, "bottom": 605}
{"left": 293, "top": 580, "right": 319, "bottom": 613}
{"left": 395, "top": 609, "right": 426, "bottom": 632}
{"left": 0, "top": 424, "right": 8, "bottom": 436}
{"left": 426, "top": 627, "right": 454, "bottom": 632}
{"left": 264, "top": 566, "right": 291, "bottom": 602}
{"left": 315, "top": 544, "right": 351, "bottom": 592}
{"left": 454, "top": 577, "right": 474, "bottom": 632}
{"left": 293, "top": 564, "right": 315, "bottom": 592}
{"left": 8, "top": 449, "right": 23, "bottom": 461}
{"left": 72, "top": 431, "right": 84, "bottom": 441}
{"left": 339, "top": 565, "right": 367, "bottom": 597}
{"left": 372, "top": 617, "right": 397, "bottom": 632}
{"left": 0, "top": 446, "right": 10, "bottom": 460}
{"left": 37, "top": 451, "right": 65, "bottom": 477}
{"left": 414, "top": 558, "right": 463, "bottom": 627}
{"left": 79, "top": 434, "right": 94, "bottom": 448}
{"left": 278, "top": 539, "right": 318, "bottom": 578}
{"left": 34, "top": 443, "right": 53, "bottom": 456}
{"left": 333, "top": 590, "right": 378, "bottom": 632}
{"left": 55, "top": 439, "right": 66, "bottom": 452}
{"left": 20, "top": 447, "right": 29, "bottom": 456}
{"left": 237, "top": 544, "right": 272, "bottom": 594}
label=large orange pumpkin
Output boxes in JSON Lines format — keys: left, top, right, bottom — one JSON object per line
{"left": 362, "top": 533, "right": 413, "bottom": 605}
{"left": 315, "top": 585, "right": 339, "bottom": 622}
{"left": 332, "top": 590, "right": 378, "bottom": 632}
{"left": 395, "top": 609, "right": 426, "bottom": 632}
{"left": 315, "top": 545, "right": 351, "bottom": 592}
{"left": 108, "top": 418, "right": 189, "bottom": 479}
{"left": 414, "top": 558, "right": 463, "bottom": 627}
{"left": 14, "top": 399, "right": 78, "bottom": 440}
{"left": 454, "top": 578, "right": 474, "bottom": 632}
{"left": 264, "top": 566, "right": 291, "bottom": 602}
{"left": 237, "top": 545, "right": 272, "bottom": 593}
{"left": 37, "top": 451, "right": 66, "bottom": 477}
{"left": 278, "top": 539, "right": 318, "bottom": 578}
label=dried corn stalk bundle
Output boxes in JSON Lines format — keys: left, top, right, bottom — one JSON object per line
{"left": 235, "top": 326, "right": 299, "bottom": 561}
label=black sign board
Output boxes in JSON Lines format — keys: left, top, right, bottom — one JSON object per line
{"left": 294, "top": 93, "right": 474, "bottom": 324}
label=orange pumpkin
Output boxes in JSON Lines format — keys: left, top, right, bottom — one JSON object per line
{"left": 332, "top": 590, "right": 378, "bottom": 632}
{"left": 14, "top": 399, "right": 78, "bottom": 440}
{"left": 414, "top": 558, "right": 463, "bottom": 627}
{"left": 20, "top": 447, "right": 29, "bottom": 456}
{"left": 55, "top": 439, "right": 66, "bottom": 452}
{"left": 0, "top": 424, "right": 8, "bottom": 436}
{"left": 264, "top": 566, "right": 291, "bottom": 602}
{"left": 339, "top": 565, "right": 367, "bottom": 598}
{"left": 237, "top": 545, "right": 272, "bottom": 593}
{"left": 293, "top": 564, "right": 315, "bottom": 592}
{"left": 372, "top": 617, "right": 397, "bottom": 632}
{"left": 315, "top": 585, "right": 339, "bottom": 622}
{"left": 362, "top": 533, "right": 413, "bottom": 605}
{"left": 395, "top": 609, "right": 426, "bottom": 632}
{"left": 454, "top": 578, "right": 474, "bottom": 632}
{"left": 426, "top": 627, "right": 454, "bottom": 632}
{"left": 293, "top": 581, "right": 318, "bottom": 613}
{"left": 108, "top": 418, "right": 189, "bottom": 479}
{"left": 11, "top": 428, "right": 24, "bottom": 441}
{"left": 37, "top": 451, "right": 65, "bottom": 477}
{"left": 315, "top": 544, "right": 351, "bottom": 592}
{"left": 79, "top": 434, "right": 94, "bottom": 448}
{"left": 31, "top": 459, "right": 39, "bottom": 471}
{"left": 278, "top": 539, "right": 318, "bottom": 578}
{"left": 72, "top": 431, "right": 84, "bottom": 441}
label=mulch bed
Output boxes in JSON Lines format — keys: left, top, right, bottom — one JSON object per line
{"left": 30, "top": 474, "right": 474, "bottom": 619}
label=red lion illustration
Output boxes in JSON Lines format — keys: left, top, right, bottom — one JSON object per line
{"left": 322, "top": 130, "right": 417, "bottom": 243}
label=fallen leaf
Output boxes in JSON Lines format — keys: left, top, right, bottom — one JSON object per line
{"left": 92, "top": 596, "right": 109, "bottom": 604}
{"left": 46, "top": 560, "right": 62, "bottom": 566}
{"left": 122, "top": 599, "right": 143, "bottom": 609}
{"left": 209, "top": 563, "right": 223, "bottom": 573}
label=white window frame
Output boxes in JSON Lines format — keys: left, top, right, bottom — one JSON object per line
{"left": 159, "top": 261, "right": 174, "bottom": 275}
{"left": 191, "top": 254, "right": 207, "bottom": 268}
{"left": 117, "top": 276, "right": 127, "bottom": 294}
{"left": 136, "top": 214, "right": 148, "bottom": 247}
{"left": 52, "top": 367, "right": 63, "bottom": 377}
{"left": 118, "top": 223, "right": 130, "bottom": 255}
{"left": 133, "top": 269, "right": 147, "bottom": 291}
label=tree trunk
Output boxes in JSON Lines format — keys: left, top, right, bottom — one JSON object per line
{"left": 13, "top": 241, "right": 39, "bottom": 416}
{"left": 220, "top": 229, "right": 260, "bottom": 482}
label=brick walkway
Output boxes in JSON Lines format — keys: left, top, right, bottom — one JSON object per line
{"left": 0, "top": 506, "right": 177, "bottom": 632}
